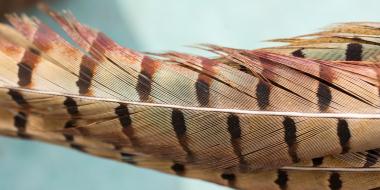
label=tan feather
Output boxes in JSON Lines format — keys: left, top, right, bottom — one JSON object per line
{"left": 0, "top": 4, "right": 380, "bottom": 190}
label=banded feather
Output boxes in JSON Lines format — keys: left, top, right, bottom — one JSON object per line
{"left": 1, "top": 97, "right": 380, "bottom": 189}
{"left": 0, "top": 5, "right": 380, "bottom": 190}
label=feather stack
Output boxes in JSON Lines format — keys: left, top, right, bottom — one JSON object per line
{"left": 0, "top": 4, "right": 380, "bottom": 190}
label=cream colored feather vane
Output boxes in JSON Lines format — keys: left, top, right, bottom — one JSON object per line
{"left": 1, "top": 4, "right": 380, "bottom": 190}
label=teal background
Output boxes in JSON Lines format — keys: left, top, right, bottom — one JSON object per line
{"left": 1, "top": 0, "right": 380, "bottom": 189}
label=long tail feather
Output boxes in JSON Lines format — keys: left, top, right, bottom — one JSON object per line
{"left": 1, "top": 4, "right": 380, "bottom": 190}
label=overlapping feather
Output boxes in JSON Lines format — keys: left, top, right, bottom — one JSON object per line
{"left": 0, "top": 4, "right": 380, "bottom": 190}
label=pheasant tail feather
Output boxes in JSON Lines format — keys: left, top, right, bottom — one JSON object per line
{"left": 0, "top": 5, "right": 379, "bottom": 190}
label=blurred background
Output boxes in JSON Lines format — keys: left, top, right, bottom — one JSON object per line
{"left": 0, "top": 0, "right": 380, "bottom": 189}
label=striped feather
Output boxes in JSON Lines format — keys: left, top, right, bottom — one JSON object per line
{"left": 3, "top": 87, "right": 380, "bottom": 172}
{"left": 1, "top": 98, "right": 380, "bottom": 189}
{"left": 1, "top": 5, "right": 380, "bottom": 190}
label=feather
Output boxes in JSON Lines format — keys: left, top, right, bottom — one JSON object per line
{"left": 2, "top": 95, "right": 380, "bottom": 189}
{"left": 1, "top": 4, "right": 380, "bottom": 190}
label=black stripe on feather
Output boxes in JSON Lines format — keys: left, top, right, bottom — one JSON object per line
{"left": 317, "top": 83, "right": 332, "bottom": 112}
{"left": 63, "top": 97, "right": 79, "bottom": 128}
{"left": 76, "top": 61, "right": 94, "bottom": 95}
{"left": 115, "top": 104, "right": 132, "bottom": 129}
{"left": 337, "top": 119, "right": 351, "bottom": 154}
{"left": 227, "top": 114, "right": 247, "bottom": 168}
{"left": 221, "top": 173, "right": 236, "bottom": 187}
{"left": 312, "top": 157, "right": 324, "bottom": 167}
{"left": 115, "top": 104, "right": 140, "bottom": 147}
{"left": 227, "top": 114, "right": 241, "bottom": 139}
{"left": 195, "top": 80, "right": 210, "bottom": 107}
{"left": 283, "top": 117, "right": 300, "bottom": 163}
{"left": 345, "top": 43, "right": 363, "bottom": 61}
{"left": 8, "top": 89, "right": 28, "bottom": 107}
{"left": 275, "top": 169, "right": 288, "bottom": 190}
{"left": 329, "top": 172, "right": 342, "bottom": 190}
{"left": 171, "top": 163, "right": 185, "bottom": 175}
{"left": 63, "top": 97, "right": 79, "bottom": 115}
{"left": 136, "top": 70, "right": 153, "bottom": 102}
{"left": 256, "top": 80, "right": 270, "bottom": 110}
{"left": 171, "top": 109, "right": 192, "bottom": 157}
{"left": 291, "top": 48, "right": 305, "bottom": 58}
{"left": 14, "top": 111, "right": 29, "bottom": 138}
{"left": 17, "top": 61, "right": 33, "bottom": 87}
